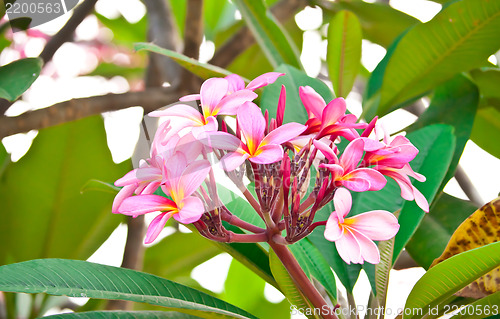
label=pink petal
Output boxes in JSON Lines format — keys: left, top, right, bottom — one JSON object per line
{"left": 237, "top": 102, "right": 265, "bottom": 154}
{"left": 347, "top": 210, "right": 399, "bottom": 240}
{"left": 216, "top": 89, "right": 258, "bottom": 115}
{"left": 250, "top": 144, "right": 284, "bottom": 164}
{"left": 115, "top": 169, "right": 140, "bottom": 187}
{"left": 342, "top": 177, "right": 371, "bottom": 192}
{"left": 313, "top": 140, "right": 338, "bottom": 162}
{"left": 148, "top": 104, "right": 203, "bottom": 124}
{"left": 191, "top": 116, "right": 218, "bottom": 138}
{"left": 220, "top": 151, "right": 249, "bottom": 171}
{"left": 344, "top": 168, "right": 387, "bottom": 191}
{"left": 174, "top": 196, "right": 205, "bottom": 224}
{"left": 413, "top": 186, "right": 429, "bottom": 212}
{"left": 276, "top": 85, "right": 286, "bottom": 127}
{"left": 335, "top": 228, "right": 363, "bottom": 264}
{"left": 333, "top": 188, "right": 352, "bottom": 219}
{"left": 400, "top": 164, "right": 426, "bottom": 182}
{"left": 225, "top": 74, "right": 245, "bottom": 93}
{"left": 136, "top": 167, "right": 162, "bottom": 182}
{"left": 381, "top": 169, "right": 415, "bottom": 201}
{"left": 349, "top": 228, "right": 381, "bottom": 264}
{"left": 200, "top": 78, "right": 229, "bottom": 115}
{"left": 325, "top": 213, "right": 343, "bottom": 241}
{"left": 178, "top": 160, "right": 211, "bottom": 197}
{"left": 299, "top": 86, "right": 325, "bottom": 119}
{"left": 340, "top": 138, "right": 364, "bottom": 173}
{"left": 112, "top": 184, "right": 137, "bottom": 213}
{"left": 140, "top": 181, "right": 161, "bottom": 195}
{"left": 321, "top": 98, "right": 347, "bottom": 128}
{"left": 320, "top": 163, "right": 344, "bottom": 181}
{"left": 360, "top": 137, "right": 386, "bottom": 152}
{"left": 206, "top": 132, "right": 242, "bottom": 151}
{"left": 118, "top": 195, "right": 176, "bottom": 216}
{"left": 179, "top": 94, "right": 201, "bottom": 101}
{"left": 145, "top": 212, "right": 172, "bottom": 244}
{"left": 246, "top": 72, "right": 284, "bottom": 90}
{"left": 174, "top": 133, "right": 204, "bottom": 160}
{"left": 260, "top": 123, "right": 307, "bottom": 146}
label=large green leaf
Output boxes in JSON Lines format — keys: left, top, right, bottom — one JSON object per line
{"left": 455, "top": 291, "right": 500, "bottom": 319}
{"left": 327, "top": 10, "right": 362, "bottom": 98}
{"left": 222, "top": 259, "right": 290, "bottom": 319}
{"left": 204, "top": 0, "right": 237, "bottom": 41}
{"left": 470, "top": 106, "right": 500, "bottom": 159}
{"left": 470, "top": 68, "right": 500, "bottom": 111}
{"left": 321, "top": 1, "right": 419, "bottom": 48}
{"left": 260, "top": 64, "right": 334, "bottom": 124}
{"left": 393, "top": 124, "right": 455, "bottom": 262}
{"left": 0, "top": 58, "right": 42, "bottom": 101}
{"left": 143, "top": 231, "right": 221, "bottom": 280}
{"left": 405, "top": 193, "right": 478, "bottom": 269}
{"left": 289, "top": 239, "right": 337, "bottom": 302}
{"left": 0, "top": 116, "right": 130, "bottom": 265}
{"left": 232, "top": 0, "right": 301, "bottom": 69}
{"left": 374, "top": 0, "right": 500, "bottom": 115}
{"left": 134, "top": 43, "right": 237, "bottom": 80}
{"left": 403, "top": 242, "right": 500, "bottom": 319}
{"left": 0, "top": 259, "right": 256, "bottom": 319}
{"left": 408, "top": 74, "right": 479, "bottom": 186}
{"left": 45, "top": 311, "right": 202, "bottom": 319}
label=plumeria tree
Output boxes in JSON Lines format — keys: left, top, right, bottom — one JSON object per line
{"left": 0, "top": 0, "right": 500, "bottom": 318}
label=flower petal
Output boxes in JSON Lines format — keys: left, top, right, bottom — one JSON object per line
{"left": 341, "top": 177, "right": 371, "bottom": 192}
{"left": 220, "top": 151, "right": 249, "bottom": 171}
{"left": 148, "top": 104, "right": 203, "bottom": 125}
{"left": 200, "top": 78, "right": 229, "bottom": 115}
{"left": 174, "top": 196, "right": 205, "bottom": 224}
{"left": 344, "top": 168, "right": 387, "bottom": 191}
{"left": 115, "top": 169, "right": 140, "bottom": 186}
{"left": 237, "top": 102, "right": 265, "bottom": 154}
{"left": 206, "top": 132, "right": 242, "bottom": 151}
{"left": 340, "top": 138, "right": 364, "bottom": 173}
{"left": 145, "top": 212, "right": 172, "bottom": 244}
{"left": 260, "top": 122, "right": 307, "bottom": 146}
{"left": 246, "top": 72, "right": 284, "bottom": 90}
{"left": 413, "top": 186, "right": 429, "bottom": 212}
{"left": 335, "top": 228, "right": 362, "bottom": 264}
{"left": 225, "top": 74, "right": 245, "bottom": 93}
{"left": 320, "top": 163, "right": 344, "bottom": 181}
{"left": 217, "top": 89, "right": 258, "bottom": 115}
{"left": 325, "top": 213, "right": 343, "bottom": 241}
{"left": 346, "top": 210, "right": 400, "bottom": 240}
{"left": 313, "top": 140, "right": 337, "bottom": 162}
{"left": 178, "top": 160, "right": 211, "bottom": 197}
{"left": 117, "top": 195, "right": 176, "bottom": 216}
{"left": 136, "top": 167, "right": 163, "bottom": 182}
{"left": 321, "top": 97, "right": 347, "bottom": 128}
{"left": 250, "top": 144, "right": 284, "bottom": 164}
{"left": 179, "top": 94, "right": 201, "bottom": 101}
{"left": 299, "top": 86, "right": 325, "bottom": 119}
{"left": 333, "top": 187, "right": 352, "bottom": 219}
{"left": 349, "top": 228, "right": 381, "bottom": 264}
{"left": 112, "top": 184, "right": 137, "bottom": 213}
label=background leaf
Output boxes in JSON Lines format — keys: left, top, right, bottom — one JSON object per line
{"left": 470, "top": 106, "right": 500, "bottom": 159}
{"left": 0, "top": 259, "right": 257, "bottom": 319}
{"left": 0, "top": 116, "right": 130, "bottom": 265}
{"left": 374, "top": 0, "right": 500, "bottom": 115}
{"left": 233, "top": 0, "right": 301, "bottom": 69}
{"left": 0, "top": 58, "right": 42, "bottom": 101}
{"left": 327, "top": 10, "right": 362, "bottom": 98}
{"left": 45, "top": 311, "right": 203, "bottom": 319}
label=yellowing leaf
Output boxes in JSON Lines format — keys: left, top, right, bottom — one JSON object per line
{"left": 431, "top": 197, "right": 500, "bottom": 298}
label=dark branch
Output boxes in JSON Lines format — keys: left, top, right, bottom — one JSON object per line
{"left": 0, "top": 88, "right": 178, "bottom": 138}
{"left": 209, "top": 0, "right": 307, "bottom": 68}
{"left": 180, "top": 0, "right": 204, "bottom": 91}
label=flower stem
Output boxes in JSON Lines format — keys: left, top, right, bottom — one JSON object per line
{"left": 268, "top": 240, "right": 338, "bottom": 319}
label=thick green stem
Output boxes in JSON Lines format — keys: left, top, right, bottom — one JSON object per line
{"left": 268, "top": 240, "right": 338, "bottom": 319}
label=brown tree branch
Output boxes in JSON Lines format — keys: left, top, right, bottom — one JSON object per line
{"left": 0, "top": 88, "right": 178, "bottom": 138}
{"left": 180, "top": 0, "right": 204, "bottom": 91}
{"left": 208, "top": 0, "right": 307, "bottom": 68}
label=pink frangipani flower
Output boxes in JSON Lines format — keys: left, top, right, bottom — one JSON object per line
{"left": 225, "top": 72, "right": 284, "bottom": 94}
{"left": 208, "top": 102, "right": 306, "bottom": 171}
{"left": 325, "top": 188, "right": 400, "bottom": 264}
{"left": 315, "top": 139, "right": 387, "bottom": 192}
{"left": 116, "top": 159, "right": 211, "bottom": 244}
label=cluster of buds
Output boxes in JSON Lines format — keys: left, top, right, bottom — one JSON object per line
{"left": 112, "top": 72, "right": 428, "bottom": 265}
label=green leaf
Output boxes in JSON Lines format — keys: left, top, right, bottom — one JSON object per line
{"left": 470, "top": 106, "right": 500, "bottom": 159}
{"left": 95, "top": 13, "right": 147, "bottom": 45}
{"left": 0, "top": 259, "right": 256, "bottom": 319}
{"left": 405, "top": 193, "right": 478, "bottom": 269}
{"left": 470, "top": 68, "right": 500, "bottom": 111}
{"left": 269, "top": 251, "right": 319, "bottom": 319}
{"left": 375, "top": 0, "right": 500, "bottom": 115}
{"left": 327, "top": 10, "right": 362, "bottom": 98}
{"left": 455, "top": 291, "right": 500, "bottom": 319}
{"left": 393, "top": 124, "right": 456, "bottom": 262}
{"left": 45, "top": 311, "right": 202, "bottom": 319}
{"left": 290, "top": 239, "right": 337, "bottom": 302}
{"left": 260, "top": 64, "right": 334, "bottom": 125}
{"left": 0, "top": 116, "right": 130, "bottom": 264}
{"left": 0, "top": 58, "right": 42, "bottom": 101}
{"left": 217, "top": 184, "right": 265, "bottom": 229}
{"left": 408, "top": 74, "right": 479, "bottom": 186}
{"left": 134, "top": 43, "right": 237, "bottom": 80}
{"left": 403, "top": 242, "right": 500, "bottom": 319}
{"left": 204, "top": 0, "right": 237, "bottom": 41}
{"left": 80, "top": 179, "right": 121, "bottom": 195}
{"left": 0, "top": 142, "right": 8, "bottom": 178}
{"left": 233, "top": 0, "right": 301, "bottom": 69}
{"left": 143, "top": 231, "right": 221, "bottom": 280}
{"left": 322, "top": 1, "right": 419, "bottom": 48}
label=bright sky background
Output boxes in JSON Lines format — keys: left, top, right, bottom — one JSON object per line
{"left": 1, "top": 0, "right": 499, "bottom": 317}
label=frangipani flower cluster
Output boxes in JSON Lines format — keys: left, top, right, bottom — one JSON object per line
{"left": 113, "top": 72, "right": 428, "bottom": 265}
